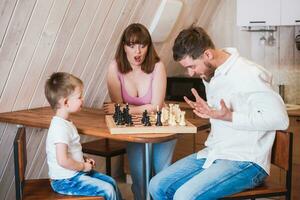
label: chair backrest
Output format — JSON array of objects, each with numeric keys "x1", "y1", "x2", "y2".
[
  {"x1": 271, "y1": 130, "x2": 293, "y2": 170},
  {"x1": 14, "y1": 127, "x2": 27, "y2": 200},
  {"x1": 271, "y1": 130, "x2": 293, "y2": 199}
]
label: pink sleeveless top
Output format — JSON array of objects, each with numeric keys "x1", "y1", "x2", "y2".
[{"x1": 118, "y1": 69, "x2": 155, "y2": 106}]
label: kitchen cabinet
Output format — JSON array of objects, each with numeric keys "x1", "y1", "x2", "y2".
[
  {"x1": 237, "y1": 0, "x2": 300, "y2": 26},
  {"x1": 236, "y1": 0, "x2": 280, "y2": 26},
  {"x1": 281, "y1": 0, "x2": 300, "y2": 25}
]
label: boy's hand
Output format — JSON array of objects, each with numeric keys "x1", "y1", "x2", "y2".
[
  {"x1": 82, "y1": 161, "x2": 93, "y2": 172},
  {"x1": 85, "y1": 158, "x2": 96, "y2": 167}
]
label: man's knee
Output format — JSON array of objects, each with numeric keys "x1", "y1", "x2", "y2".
[
  {"x1": 149, "y1": 176, "x2": 162, "y2": 199},
  {"x1": 101, "y1": 183, "x2": 116, "y2": 199}
]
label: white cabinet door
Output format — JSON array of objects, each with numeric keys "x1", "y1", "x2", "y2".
[
  {"x1": 281, "y1": 0, "x2": 300, "y2": 25},
  {"x1": 237, "y1": 0, "x2": 281, "y2": 26}
]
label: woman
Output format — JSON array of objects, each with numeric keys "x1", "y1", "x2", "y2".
[{"x1": 104, "y1": 23, "x2": 177, "y2": 200}]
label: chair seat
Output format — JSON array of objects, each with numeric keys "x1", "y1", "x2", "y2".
[
  {"x1": 221, "y1": 182, "x2": 287, "y2": 199},
  {"x1": 23, "y1": 179, "x2": 104, "y2": 199},
  {"x1": 82, "y1": 139, "x2": 126, "y2": 157}
]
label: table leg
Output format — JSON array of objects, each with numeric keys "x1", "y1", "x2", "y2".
[{"x1": 145, "y1": 143, "x2": 153, "y2": 200}]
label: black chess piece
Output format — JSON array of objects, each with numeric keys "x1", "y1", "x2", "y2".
[
  {"x1": 122, "y1": 107, "x2": 128, "y2": 124},
  {"x1": 116, "y1": 111, "x2": 123, "y2": 125},
  {"x1": 155, "y1": 110, "x2": 162, "y2": 126},
  {"x1": 144, "y1": 116, "x2": 151, "y2": 126},
  {"x1": 113, "y1": 104, "x2": 121, "y2": 122},
  {"x1": 141, "y1": 110, "x2": 148, "y2": 124},
  {"x1": 127, "y1": 114, "x2": 133, "y2": 126}
]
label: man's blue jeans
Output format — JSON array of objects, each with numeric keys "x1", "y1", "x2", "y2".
[
  {"x1": 149, "y1": 153, "x2": 267, "y2": 200},
  {"x1": 127, "y1": 139, "x2": 177, "y2": 200},
  {"x1": 51, "y1": 170, "x2": 122, "y2": 200}
]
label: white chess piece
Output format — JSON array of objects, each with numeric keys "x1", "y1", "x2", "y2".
[
  {"x1": 174, "y1": 104, "x2": 181, "y2": 123},
  {"x1": 170, "y1": 114, "x2": 177, "y2": 126},
  {"x1": 161, "y1": 107, "x2": 169, "y2": 123},
  {"x1": 179, "y1": 111, "x2": 186, "y2": 126}
]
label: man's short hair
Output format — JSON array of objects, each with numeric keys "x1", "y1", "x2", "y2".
[
  {"x1": 44, "y1": 72, "x2": 83, "y2": 110},
  {"x1": 173, "y1": 26, "x2": 215, "y2": 61}
]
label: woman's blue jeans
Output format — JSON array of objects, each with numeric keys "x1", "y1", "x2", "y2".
[
  {"x1": 51, "y1": 170, "x2": 122, "y2": 200},
  {"x1": 149, "y1": 153, "x2": 268, "y2": 200},
  {"x1": 127, "y1": 139, "x2": 177, "y2": 200}
]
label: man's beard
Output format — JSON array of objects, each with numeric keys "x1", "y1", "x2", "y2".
[{"x1": 202, "y1": 61, "x2": 215, "y2": 82}]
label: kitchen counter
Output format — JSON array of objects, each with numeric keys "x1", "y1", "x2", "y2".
[{"x1": 288, "y1": 109, "x2": 300, "y2": 117}]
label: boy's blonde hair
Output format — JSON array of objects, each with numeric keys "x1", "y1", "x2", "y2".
[{"x1": 45, "y1": 72, "x2": 83, "y2": 110}]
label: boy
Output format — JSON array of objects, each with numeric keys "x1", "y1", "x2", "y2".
[{"x1": 45, "y1": 72, "x2": 121, "y2": 200}]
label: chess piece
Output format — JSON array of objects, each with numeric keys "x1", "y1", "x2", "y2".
[
  {"x1": 179, "y1": 111, "x2": 186, "y2": 126},
  {"x1": 141, "y1": 110, "x2": 148, "y2": 124},
  {"x1": 161, "y1": 107, "x2": 168, "y2": 123},
  {"x1": 113, "y1": 104, "x2": 121, "y2": 122},
  {"x1": 169, "y1": 114, "x2": 176, "y2": 126},
  {"x1": 128, "y1": 114, "x2": 133, "y2": 126},
  {"x1": 116, "y1": 111, "x2": 123, "y2": 125},
  {"x1": 174, "y1": 104, "x2": 181, "y2": 123},
  {"x1": 144, "y1": 116, "x2": 151, "y2": 126},
  {"x1": 155, "y1": 110, "x2": 163, "y2": 126}
]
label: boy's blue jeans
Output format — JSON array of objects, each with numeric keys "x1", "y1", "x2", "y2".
[
  {"x1": 149, "y1": 153, "x2": 268, "y2": 200},
  {"x1": 127, "y1": 139, "x2": 177, "y2": 200},
  {"x1": 51, "y1": 170, "x2": 122, "y2": 200}
]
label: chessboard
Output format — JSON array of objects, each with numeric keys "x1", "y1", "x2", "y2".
[{"x1": 105, "y1": 114, "x2": 197, "y2": 134}]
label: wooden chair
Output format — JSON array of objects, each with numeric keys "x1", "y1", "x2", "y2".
[
  {"x1": 221, "y1": 130, "x2": 293, "y2": 200},
  {"x1": 81, "y1": 139, "x2": 126, "y2": 176},
  {"x1": 14, "y1": 127, "x2": 104, "y2": 200}
]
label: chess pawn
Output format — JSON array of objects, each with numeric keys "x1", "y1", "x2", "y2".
[{"x1": 179, "y1": 111, "x2": 186, "y2": 126}]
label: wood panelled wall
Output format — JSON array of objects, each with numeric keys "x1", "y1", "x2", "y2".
[{"x1": 1, "y1": 0, "x2": 299, "y2": 199}]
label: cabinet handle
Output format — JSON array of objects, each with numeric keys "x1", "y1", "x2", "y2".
[
  {"x1": 295, "y1": 20, "x2": 300, "y2": 23},
  {"x1": 249, "y1": 21, "x2": 266, "y2": 24}
]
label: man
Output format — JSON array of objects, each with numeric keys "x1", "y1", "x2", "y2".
[{"x1": 149, "y1": 26, "x2": 289, "y2": 200}]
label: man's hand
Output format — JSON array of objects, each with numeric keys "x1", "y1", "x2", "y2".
[{"x1": 184, "y1": 88, "x2": 232, "y2": 121}]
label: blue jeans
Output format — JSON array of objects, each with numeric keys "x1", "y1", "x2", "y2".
[
  {"x1": 51, "y1": 170, "x2": 122, "y2": 200},
  {"x1": 149, "y1": 153, "x2": 268, "y2": 200},
  {"x1": 127, "y1": 139, "x2": 177, "y2": 200}
]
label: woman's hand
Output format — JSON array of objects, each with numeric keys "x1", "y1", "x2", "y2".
[{"x1": 103, "y1": 102, "x2": 116, "y2": 114}]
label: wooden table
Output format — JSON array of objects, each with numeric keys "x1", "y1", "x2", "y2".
[{"x1": 0, "y1": 106, "x2": 209, "y2": 200}]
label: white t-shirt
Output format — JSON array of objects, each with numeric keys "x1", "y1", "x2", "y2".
[
  {"x1": 197, "y1": 48, "x2": 289, "y2": 174},
  {"x1": 46, "y1": 116, "x2": 84, "y2": 179}
]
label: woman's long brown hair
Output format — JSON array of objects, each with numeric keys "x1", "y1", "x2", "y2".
[{"x1": 115, "y1": 23, "x2": 160, "y2": 74}]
